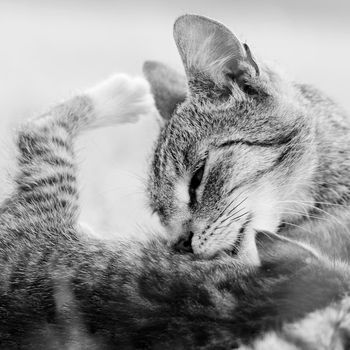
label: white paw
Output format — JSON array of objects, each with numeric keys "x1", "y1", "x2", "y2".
[
  {"x1": 86, "y1": 74, "x2": 155, "y2": 128},
  {"x1": 77, "y1": 221, "x2": 96, "y2": 237}
]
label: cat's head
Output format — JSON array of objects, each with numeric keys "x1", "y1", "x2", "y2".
[{"x1": 144, "y1": 15, "x2": 316, "y2": 263}]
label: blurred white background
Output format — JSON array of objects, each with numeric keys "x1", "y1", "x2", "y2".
[{"x1": 0, "y1": 0, "x2": 349, "y2": 238}]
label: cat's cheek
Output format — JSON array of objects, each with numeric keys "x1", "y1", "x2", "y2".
[
  {"x1": 251, "y1": 213, "x2": 281, "y2": 234},
  {"x1": 247, "y1": 182, "x2": 281, "y2": 234}
]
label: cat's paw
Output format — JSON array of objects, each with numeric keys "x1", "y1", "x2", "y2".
[{"x1": 86, "y1": 74, "x2": 155, "y2": 128}]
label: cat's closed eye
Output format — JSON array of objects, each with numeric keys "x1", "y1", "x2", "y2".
[{"x1": 189, "y1": 163, "x2": 206, "y2": 206}]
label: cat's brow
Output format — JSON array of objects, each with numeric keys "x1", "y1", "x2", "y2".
[
  {"x1": 216, "y1": 139, "x2": 278, "y2": 148},
  {"x1": 216, "y1": 130, "x2": 299, "y2": 149},
  {"x1": 216, "y1": 132, "x2": 297, "y2": 149}
]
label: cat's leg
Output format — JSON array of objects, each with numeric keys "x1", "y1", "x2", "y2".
[{"x1": 0, "y1": 74, "x2": 153, "y2": 235}]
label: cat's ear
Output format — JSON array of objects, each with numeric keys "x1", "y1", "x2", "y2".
[
  {"x1": 173, "y1": 15, "x2": 259, "y2": 90},
  {"x1": 143, "y1": 61, "x2": 187, "y2": 121},
  {"x1": 256, "y1": 231, "x2": 319, "y2": 264}
]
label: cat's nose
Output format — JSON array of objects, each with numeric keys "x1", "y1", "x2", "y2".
[{"x1": 174, "y1": 231, "x2": 194, "y2": 253}]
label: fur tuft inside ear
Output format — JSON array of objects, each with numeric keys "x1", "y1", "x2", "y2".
[
  {"x1": 143, "y1": 61, "x2": 187, "y2": 121},
  {"x1": 173, "y1": 15, "x2": 259, "y2": 89}
]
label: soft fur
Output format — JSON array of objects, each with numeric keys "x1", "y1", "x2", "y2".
[
  {"x1": 1, "y1": 14, "x2": 350, "y2": 350},
  {"x1": 0, "y1": 68, "x2": 349, "y2": 350}
]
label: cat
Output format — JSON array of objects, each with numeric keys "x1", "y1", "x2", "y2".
[
  {"x1": 0, "y1": 61, "x2": 349, "y2": 349},
  {"x1": 1, "y1": 13, "x2": 350, "y2": 350},
  {"x1": 143, "y1": 14, "x2": 350, "y2": 265}
]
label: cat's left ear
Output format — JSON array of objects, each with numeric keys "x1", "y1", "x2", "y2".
[
  {"x1": 173, "y1": 15, "x2": 259, "y2": 91},
  {"x1": 143, "y1": 61, "x2": 187, "y2": 121}
]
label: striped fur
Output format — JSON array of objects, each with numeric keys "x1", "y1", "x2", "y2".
[
  {"x1": 0, "y1": 69, "x2": 350, "y2": 349},
  {"x1": 1, "y1": 15, "x2": 350, "y2": 349}
]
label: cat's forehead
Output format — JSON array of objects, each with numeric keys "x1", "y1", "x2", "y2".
[
  {"x1": 169, "y1": 93, "x2": 305, "y2": 145},
  {"x1": 167, "y1": 98, "x2": 265, "y2": 142}
]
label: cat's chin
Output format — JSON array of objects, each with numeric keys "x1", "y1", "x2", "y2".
[
  {"x1": 219, "y1": 223, "x2": 261, "y2": 266},
  {"x1": 229, "y1": 219, "x2": 250, "y2": 255}
]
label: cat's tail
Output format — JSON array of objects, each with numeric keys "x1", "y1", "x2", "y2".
[{"x1": 1, "y1": 74, "x2": 153, "y2": 236}]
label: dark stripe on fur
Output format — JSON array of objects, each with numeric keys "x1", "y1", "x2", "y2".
[{"x1": 217, "y1": 130, "x2": 299, "y2": 149}]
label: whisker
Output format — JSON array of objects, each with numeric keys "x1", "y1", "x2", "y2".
[
  {"x1": 255, "y1": 230, "x2": 320, "y2": 258},
  {"x1": 225, "y1": 197, "x2": 248, "y2": 218},
  {"x1": 280, "y1": 211, "x2": 331, "y2": 223},
  {"x1": 230, "y1": 211, "x2": 249, "y2": 222},
  {"x1": 216, "y1": 211, "x2": 249, "y2": 230},
  {"x1": 203, "y1": 189, "x2": 248, "y2": 237},
  {"x1": 279, "y1": 199, "x2": 350, "y2": 209},
  {"x1": 278, "y1": 199, "x2": 349, "y2": 231},
  {"x1": 216, "y1": 207, "x2": 245, "y2": 227},
  {"x1": 213, "y1": 212, "x2": 249, "y2": 238},
  {"x1": 211, "y1": 190, "x2": 246, "y2": 227},
  {"x1": 280, "y1": 221, "x2": 315, "y2": 235},
  {"x1": 312, "y1": 201, "x2": 350, "y2": 208}
]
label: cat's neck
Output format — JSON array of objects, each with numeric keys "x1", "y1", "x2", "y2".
[{"x1": 299, "y1": 84, "x2": 350, "y2": 211}]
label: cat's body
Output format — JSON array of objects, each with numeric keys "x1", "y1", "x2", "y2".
[
  {"x1": 1, "y1": 14, "x2": 350, "y2": 350},
  {"x1": 0, "y1": 71, "x2": 348, "y2": 350}
]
